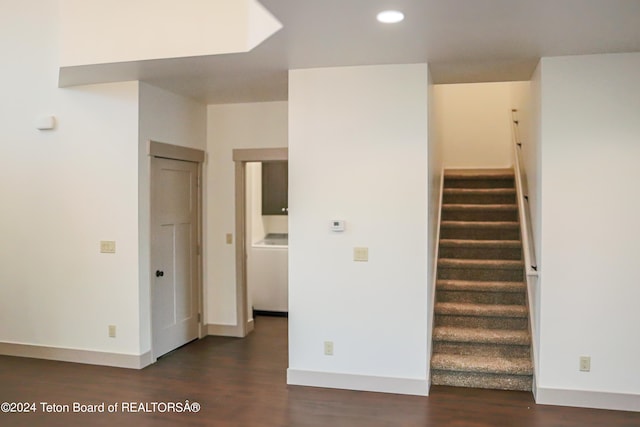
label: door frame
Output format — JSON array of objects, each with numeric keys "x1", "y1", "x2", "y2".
[
  {"x1": 149, "y1": 141, "x2": 205, "y2": 358},
  {"x1": 232, "y1": 148, "x2": 288, "y2": 337}
]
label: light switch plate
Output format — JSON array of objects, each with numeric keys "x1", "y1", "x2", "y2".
[
  {"x1": 354, "y1": 247, "x2": 368, "y2": 262},
  {"x1": 100, "y1": 241, "x2": 116, "y2": 254}
]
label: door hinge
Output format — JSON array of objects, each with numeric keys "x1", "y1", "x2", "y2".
[
  {"x1": 197, "y1": 313, "x2": 201, "y2": 323},
  {"x1": 197, "y1": 244, "x2": 201, "y2": 256}
]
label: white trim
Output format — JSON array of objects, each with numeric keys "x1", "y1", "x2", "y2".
[
  {"x1": 287, "y1": 369, "x2": 428, "y2": 396},
  {"x1": 206, "y1": 320, "x2": 254, "y2": 338},
  {"x1": 0, "y1": 342, "x2": 153, "y2": 369},
  {"x1": 232, "y1": 147, "x2": 289, "y2": 162},
  {"x1": 206, "y1": 323, "x2": 245, "y2": 337},
  {"x1": 148, "y1": 140, "x2": 205, "y2": 163},
  {"x1": 536, "y1": 386, "x2": 640, "y2": 412},
  {"x1": 206, "y1": 323, "x2": 244, "y2": 337}
]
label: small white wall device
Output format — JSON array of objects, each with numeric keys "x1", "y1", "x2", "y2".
[
  {"x1": 330, "y1": 220, "x2": 345, "y2": 232},
  {"x1": 35, "y1": 115, "x2": 56, "y2": 131}
]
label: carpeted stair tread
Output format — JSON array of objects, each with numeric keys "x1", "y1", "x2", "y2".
[
  {"x1": 442, "y1": 203, "x2": 518, "y2": 211},
  {"x1": 431, "y1": 371, "x2": 532, "y2": 391},
  {"x1": 439, "y1": 259, "x2": 524, "y2": 270},
  {"x1": 444, "y1": 169, "x2": 515, "y2": 179},
  {"x1": 435, "y1": 302, "x2": 527, "y2": 318},
  {"x1": 440, "y1": 222, "x2": 521, "y2": 241},
  {"x1": 433, "y1": 326, "x2": 530, "y2": 345},
  {"x1": 441, "y1": 220, "x2": 519, "y2": 229},
  {"x1": 444, "y1": 188, "x2": 516, "y2": 195},
  {"x1": 435, "y1": 314, "x2": 527, "y2": 330},
  {"x1": 441, "y1": 204, "x2": 519, "y2": 221},
  {"x1": 439, "y1": 239, "x2": 521, "y2": 248},
  {"x1": 431, "y1": 354, "x2": 533, "y2": 375},
  {"x1": 433, "y1": 341, "x2": 531, "y2": 358},
  {"x1": 437, "y1": 279, "x2": 525, "y2": 293},
  {"x1": 444, "y1": 170, "x2": 515, "y2": 189},
  {"x1": 443, "y1": 188, "x2": 517, "y2": 205},
  {"x1": 439, "y1": 239, "x2": 523, "y2": 261}
]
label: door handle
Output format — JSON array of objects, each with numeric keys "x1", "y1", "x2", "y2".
[{"x1": 155, "y1": 270, "x2": 164, "y2": 277}]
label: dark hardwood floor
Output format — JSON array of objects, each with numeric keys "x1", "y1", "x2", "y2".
[{"x1": 1, "y1": 316, "x2": 639, "y2": 426}]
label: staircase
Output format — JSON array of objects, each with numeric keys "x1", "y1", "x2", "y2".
[{"x1": 431, "y1": 169, "x2": 533, "y2": 391}]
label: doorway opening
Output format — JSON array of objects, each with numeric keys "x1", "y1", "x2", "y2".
[
  {"x1": 232, "y1": 148, "x2": 288, "y2": 336},
  {"x1": 245, "y1": 161, "x2": 289, "y2": 320}
]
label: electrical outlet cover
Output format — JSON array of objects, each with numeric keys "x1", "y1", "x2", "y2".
[
  {"x1": 324, "y1": 341, "x2": 334, "y2": 356},
  {"x1": 579, "y1": 356, "x2": 591, "y2": 372}
]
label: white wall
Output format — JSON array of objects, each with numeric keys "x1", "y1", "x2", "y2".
[
  {"x1": 247, "y1": 163, "x2": 266, "y2": 244},
  {"x1": 287, "y1": 64, "x2": 429, "y2": 395},
  {"x1": 138, "y1": 82, "x2": 207, "y2": 353},
  {"x1": 206, "y1": 102, "x2": 288, "y2": 326},
  {"x1": 509, "y1": 77, "x2": 542, "y2": 392},
  {"x1": 510, "y1": 79, "x2": 541, "y2": 265},
  {"x1": 537, "y1": 53, "x2": 640, "y2": 411},
  {"x1": 437, "y1": 82, "x2": 514, "y2": 169},
  {"x1": 426, "y1": 68, "x2": 444, "y2": 385},
  {"x1": 0, "y1": 3, "x2": 207, "y2": 364},
  {"x1": 0, "y1": 1, "x2": 141, "y2": 357},
  {"x1": 511, "y1": 75, "x2": 540, "y2": 382},
  {"x1": 59, "y1": 0, "x2": 281, "y2": 66}
]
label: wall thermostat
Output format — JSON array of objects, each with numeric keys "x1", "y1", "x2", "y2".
[
  {"x1": 330, "y1": 220, "x2": 345, "y2": 232},
  {"x1": 35, "y1": 115, "x2": 56, "y2": 131}
]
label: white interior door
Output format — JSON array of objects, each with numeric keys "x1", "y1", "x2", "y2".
[{"x1": 151, "y1": 157, "x2": 199, "y2": 358}]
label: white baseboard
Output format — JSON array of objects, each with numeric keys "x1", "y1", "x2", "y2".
[
  {"x1": 206, "y1": 323, "x2": 242, "y2": 337},
  {"x1": 287, "y1": 369, "x2": 428, "y2": 396},
  {"x1": 536, "y1": 386, "x2": 640, "y2": 412},
  {"x1": 0, "y1": 342, "x2": 153, "y2": 369},
  {"x1": 207, "y1": 319, "x2": 254, "y2": 338}
]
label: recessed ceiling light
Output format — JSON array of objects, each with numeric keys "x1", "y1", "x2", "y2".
[{"x1": 377, "y1": 10, "x2": 404, "y2": 24}]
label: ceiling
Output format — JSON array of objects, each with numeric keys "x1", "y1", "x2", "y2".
[{"x1": 60, "y1": 0, "x2": 640, "y2": 104}]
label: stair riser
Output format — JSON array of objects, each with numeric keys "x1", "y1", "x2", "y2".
[
  {"x1": 443, "y1": 193, "x2": 516, "y2": 204},
  {"x1": 435, "y1": 314, "x2": 528, "y2": 330},
  {"x1": 444, "y1": 178, "x2": 515, "y2": 189},
  {"x1": 433, "y1": 341, "x2": 531, "y2": 358},
  {"x1": 439, "y1": 246, "x2": 522, "y2": 260},
  {"x1": 431, "y1": 371, "x2": 532, "y2": 391},
  {"x1": 437, "y1": 290, "x2": 526, "y2": 305},
  {"x1": 440, "y1": 227, "x2": 521, "y2": 240},
  {"x1": 438, "y1": 267, "x2": 524, "y2": 282},
  {"x1": 442, "y1": 209, "x2": 518, "y2": 222}
]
